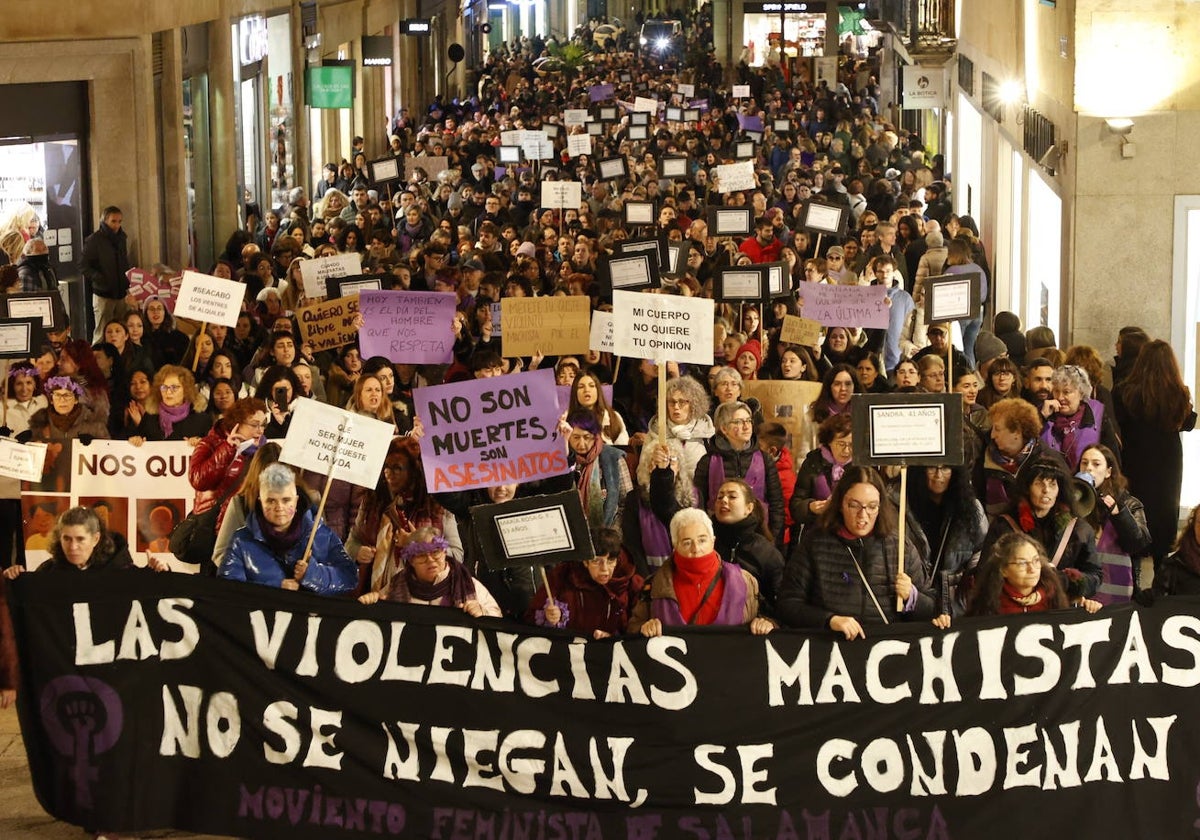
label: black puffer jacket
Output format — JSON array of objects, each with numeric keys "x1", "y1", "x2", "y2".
[{"x1": 713, "y1": 516, "x2": 784, "y2": 615}]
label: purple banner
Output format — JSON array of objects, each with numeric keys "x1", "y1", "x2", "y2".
[
  {"x1": 796, "y1": 281, "x2": 891, "y2": 329},
  {"x1": 359, "y1": 290, "x2": 456, "y2": 364},
  {"x1": 414, "y1": 368, "x2": 570, "y2": 492},
  {"x1": 737, "y1": 113, "x2": 764, "y2": 132},
  {"x1": 589, "y1": 83, "x2": 615, "y2": 102}
]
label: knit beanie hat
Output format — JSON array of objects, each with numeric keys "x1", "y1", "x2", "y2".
[{"x1": 973, "y1": 331, "x2": 1007, "y2": 367}]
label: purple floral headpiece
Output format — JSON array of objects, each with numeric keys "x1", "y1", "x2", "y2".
[
  {"x1": 400, "y1": 534, "x2": 451, "y2": 563},
  {"x1": 44, "y1": 376, "x2": 84, "y2": 398}
]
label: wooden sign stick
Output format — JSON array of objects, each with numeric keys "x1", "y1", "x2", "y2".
[
  {"x1": 300, "y1": 426, "x2": 344, "y2": 565},
  {"x1": 657, "y1": 354, "x2": 667, "y2": 445},
  {"x1": 896, "y1": 464, "x2": 908, "y2": 613},
  {"x1": 191, "y1": 322, "x2": 207, "y2": 373}
]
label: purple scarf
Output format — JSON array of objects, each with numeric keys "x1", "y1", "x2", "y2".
[
  {"x1": 813, "y1": 446, "x2": 846, "y2": 500},
  {"x1": 158, "y1": 402, "x2": 192, "y2": 438},
  {"x1": 388, "y1": 556, "x2": 477, "y2": 607},
  {"x1": 651, "y1": 561, "x2": 749, "y2": 626},
  {"x1": 255, "y1": 507, "x2": 306, "y2": 559}
]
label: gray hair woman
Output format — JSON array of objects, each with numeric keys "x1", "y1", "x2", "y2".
[
  {"x1": 627, "y1": 509, "x2": 775, "y2": 637},
  {"x1": 219, "y1": 463, "x2": 357, "y2": 595},
  {"x1": 694, "y1": 400, "x2": 786, "y2": 540},
  {"x1": 1040, "y1": 364, "x2": 1121, "y2": 469},
  {"x1": 711, "y1": 367, "x2": 743, "y2": 408},
  {"x1": 642, "y1": 374, "x2": 715, "y2": 497}
]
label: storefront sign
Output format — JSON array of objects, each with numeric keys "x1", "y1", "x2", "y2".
[
  {"x1": 307, "y1": 66, "x2": 353, "y2": 109},
  {"x1": 11, "y1": 576, "x2": 1200, "y2": 840},
  {"x1": 744, "y1": 1, "x2": 828, "y2": 10},
  {"x1": 361, "y1": 36, "x2": 393, "y2": 66},
  {"x1": 238, "y1": 15, "x2": 268, "y2": 66},
  {"x1": 903, "y1": 65, "x2": 946, "y2": 109},
  {"x1": 401, "y1": 19, "x2": 432, "y2": 35}
]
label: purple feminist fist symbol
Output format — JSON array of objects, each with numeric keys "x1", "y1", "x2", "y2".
[{"x1": 39, "y1": 676, "x2": 124, "y2": 811}]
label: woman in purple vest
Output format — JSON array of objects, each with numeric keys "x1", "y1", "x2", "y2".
[
  {"x1": 790, "y1": 413, "x2": 855, "y2": 537},
  {"x1": 627, "y1": 508, "x2": 777, "y2": 637},
  {"x1": 1039, "y1": 365, "x2": 1121, "y2": 471},
  {"x1": 693, "y1": 400, "x2": 785, "y2": 543}
]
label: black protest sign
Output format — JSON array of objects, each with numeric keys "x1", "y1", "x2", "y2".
[
  {"x1": 925, "y1": 270, "x2": 983, "y2": 323},
  {"x1": 10, "y1": 570, "x2": 1200, "y2": 839},
  {"x1": 851, "y1": 392, "x2": 965, "y2": 467},
  {"x1": 0, "y1": 317, "x2": 41, "y2": 358},
  {"x1": 470, "y1": 490, "x2": 593, "y2": 570},
  {"x1": 798, "y1": 199, "x2": 850, "y2": 236}
]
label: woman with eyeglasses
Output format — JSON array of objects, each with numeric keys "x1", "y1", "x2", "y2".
[
  {"x1": 219, "y1": 463, "x2": 356, "y2": 595},
  {"x1": 127, "y1": 365, "x2": 212, "y2": 446},
  {"x1": 694, "y1": 400, "x2": 785, "y2": 543},
  {"x1": 779, "y1": 467, "x2": 936, "y2": 638},
  {"x1": 525, "y1": 526, "x2": 643, "y2": 638},
  {"x1": 628, "y1": 508, "x2": 777, "y2": 638},
  {"x1": 963, "y1": 532, "x2": 1068, "y2": 616},
  {"x1": 358, "y1": 526, "x2": 501, "y2": 616},
  {"x1": 25, "y1": 377, "x2": 111, "y2": 492},
  {"x1": 790, "y1": 413, "x2": 856, "y2": 535},
  {"x1": 188, "y1": 397, "x2": 269, "y2": 522}
]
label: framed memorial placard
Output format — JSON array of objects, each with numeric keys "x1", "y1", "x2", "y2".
[
  {"x1": 850, "y1": 393, "x2": 964, "y2": 467},
  {"x1": 628, "y1": 125, "x2": 649, "y2": 141},
  {"x1": 798, "y1": 200, "x2": 850, "y2": 236},
  {"x1": 596, "y1": 105, "x2": 618, "y2": 122},
  {"x1": 630, "y1": 112, "x2": 650, "y2": 127},
  {"x1": 601, "y1": 253, "x2": 658, "y2": 292},
  {"x1": 327, "y1": 275, "x2": 382, "y2": 299},
  {"x1": 586, "y1": 121, "x2": 604, "y2": 137},
  {"x1": 368, "y1": 157, "x2": 401, "y2": 185},
  {"x1": 665, "y1": 106, "x2": 683, "y2": 122},
  {"x1": 623, "y1": 201, "x2": 656, "y2": 226},
  {"x1": 660, "y1": 156, "x2": 689, "y2": 179},
  {"x1": 471, "y1": 490, "x2": 594, "y2": 570},
  {"x1": 617, "y1": 236, "x2": 665, "y2": 268},
  {"x1": 498, "y1": 146, "x2": 522, "y2": 164},
  {"x1": 925, "y1": 270, "x2": 983, "y2": 323},
  {"x1": 706, "y1": 206, "x2": 753, "y2": 237},
  {"x1": 664, "y1": 240, "x2": 691, "y2": 278},
  {"x1": 716, "y1": 266, "x2": 766, "y2": 302},
  {"x1": 735, "y1": 141, "x2": 756, "y2": 159},
  {"x1": 764, "y1": 260, "x2": 790, "y2": 299},
  {"x1": 598, "y1": 156, "x2": 628, "y2": 181},
  {"x1": 0, "y1": 317, "x2": 38, "y2": 358},
  {"x1": 773, "y1": 118, "x2": 792, "y2": 133},
  {"x1": 683, "y1": 108, "x2": 700, "y2": 121},
  {"x1": 744, "y1": 130, "x2": 764, "y2": 145},
  {"x1": 3, "y1": 292, "x2": 63, "y2": 331}
]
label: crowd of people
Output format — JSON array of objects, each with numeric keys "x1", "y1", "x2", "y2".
[{"x1": 2, "y1": 20, "x2": 1198, "y2": 739}]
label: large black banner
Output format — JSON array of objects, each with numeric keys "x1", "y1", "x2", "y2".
[{"x1": 10, "y1": 571, "x2": 1200, "y2": 839}]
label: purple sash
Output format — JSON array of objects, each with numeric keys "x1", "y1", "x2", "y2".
[
  {"x1": 650, "y1": 562, "x2": 749, "y2": 626},
  {"x1": 707, "y1": 449, "x2": 768, "y2": 521},
  {"x1": 638, "y1": 502, "x2": 673, "y2": 569},
  {"x1": 1094, "y1": 518, "x2": 1135, "y2": 605}
]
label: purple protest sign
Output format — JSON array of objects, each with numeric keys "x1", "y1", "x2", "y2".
[
  {"x1": 796, "y1": 281, "x2": 890, "y2": 329},
  {"x1": 737, "y1": 113, "x2": 764, "y2": 132},
  {"x1": 589, "y1": 83, "x2": 615, "y2": 102},
  {"x1": 415, "y1": 368, "x2": 570, "y2": 493},
  {"x1": 359, "y1": 290, "x2": 456, "y2": 364}
]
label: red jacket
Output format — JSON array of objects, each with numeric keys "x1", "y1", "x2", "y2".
[
  {"x1": 738, "y1": 235, "x2": 783, "y2": 264},
  {"x1": 188, "y1": 423, "x2": 252, "y2": 515},
  {"x1": 775, "y1": 446, "x2": 797, "y2": 545}
]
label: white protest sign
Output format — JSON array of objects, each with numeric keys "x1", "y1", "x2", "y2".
[
  {"x1": 0, "y1": 439, "x2": 46, "y2": 482},
  {"x1": 676, "y1": 83, "x2": 695, "y2": 98},
  {"x1": 299, "y1": 253, "x2": 362, "y2": 299},
  {"x1": 634, "y1": 96, "x2": 659, "y2": 114},
  {"x1": 567, "y1": 133, "x2": 593, "y2": 158},
  {"x1": 564, "y1": 109, "x2": 589, "y2": 127},
  {"x1": 542, "y1": 181, "x2": 583, "y2": 210},
  {"x1": 500, "y1": 130, "x2": 524, "y2": 145},
  {"x1": 278, "y1": 398, "x2": 396, "y2": 489},
  {"x1": 522, "y1": 135, "x2": 555, "y2": 160},
  {"x1": 589, "y1": 311, "x2": 614, "y2": 353},
  {"x1": 612, "y1": 290, "x2": 714, "y2": 366},
  {"x1": 175, "y1": 271, "x2": 245, "y2": 327},
  {"x1": 714, "y1": 161, "x2": 756, "y2": 193},
  {"x1": 732, "y1": 85, "x2": 750, "y2": 99}
]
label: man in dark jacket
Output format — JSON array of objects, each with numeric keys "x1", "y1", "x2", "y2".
[
  {"x1": 79, "y1": 206, "x2": 131, "y2": 343},
  {"x1": 16, "y1": 238, "x2": 57, "y2": 292}
]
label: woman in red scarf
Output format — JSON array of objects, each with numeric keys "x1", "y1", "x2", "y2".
[
  {"x1": 965, "y1": 532, "x2": 1069, "y2": 616},
  {"x1": 627, "y1": 509, "x2": 776, "y2": 637}
]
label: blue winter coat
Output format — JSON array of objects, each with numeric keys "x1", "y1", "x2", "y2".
[{"x1": 219, "y1": 508, "x2": 357, "y2": 596}]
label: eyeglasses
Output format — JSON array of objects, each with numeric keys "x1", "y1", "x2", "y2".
[
  {"x1": 242, "y1": 419, "x2": 267, "y2": 429},
  {"x1": 845, "y1": 501, "x2": 880, "y2": 515},
  {"x1": 830, "y1": 439, "x2": 853, "y2": 451},
  {"x1": 1006, "y1": 560, "x2": 1039, "y2": 571},
  {"x1": 160, "y1": 384, "x2": 182, "y2": 392},
  {"x1": 726, "y1": 417, "x2": 753, "y2": 427},
  {"x1": 410, "y1": 551, "x2": 446, "y2": 565},
  {"x1": 586, "y1": 557, "x2": 618, "y2": 567},
  {"x1": 667, "y1": 399, "x2": 690, "y2": 408}
]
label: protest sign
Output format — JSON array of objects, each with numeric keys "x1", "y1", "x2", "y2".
[
  {"x1": 497, "y1": 146, "x2": 521, "y2": 164},
  {"x1": 612, "y1": 290, "x2": 714, "y2": 365},
  {"x1": 541, "y1": 180, "x2": 583, "y2": 209},
  {"x1": 714, "y1": 161, "x2": 755, "y2": 193},
  {"x1": 564, "y1": 108, "x2": 589, "y2": 127},
  {"x1": 677, "y1": 82, "x2": 695, "y2": 97},
  {"x1": 566, "y1": 133, "x2": 592, "y2": 158},
  {"x1": 326, "y1": 275, "x2": 382, "y2": 299},
  {"x1": 796, "y1": 281, "x2": 890, "y2": 329},
  {"x1": 926, "y1": 270, "x2": 983, "y2": 323},
  {"x1": 798, "y1": 200, "x2": 850, "y2": 236},
  {"x1": 851, "y1": 392, "x2": 964, "y2": 466},
  {"x1": 521, "y1": 135, "x2": 554, "y2": 161},
  {"x1": 13, "y1": 572, "x2": 1200, "y2": 840},
  {"x1": 296, "y1": 295, "x2": 360, "y2": 353},
  {"x1": 174, "y1": 271, "x2": 244, "y2": 327},
  {"x1": 405, "y1": 156, "x2": 448, "y2": 179},
  {"x1": 597, "y1": 157, "x2": 627, "y2": 180},
  {"x1": 628, "y1": 125, "x2": 649, "y2": 141},
  {"x1": 21, "y1": 440, "x2": 196, "y2": 570},
  {"x1": 630, "y1": 111, "x2": 650, "y2": 127},
  {"x1": 414, "y1": 368, "x2": 568, "y2": 492},
  {"x1": 3, "y1": 291, "x2": 64, "y2": 330},
  {"x1": 707, "y1": 207, "x2": 753, "y2": 236},
  {"x1": 589, "y1": 310, "x2": 614, "y2": 353},
  {"x1": 126, "y1": 267, "x2": 181, "y2": 306},
  {"x1": 660, "y1": 156, "x2": 689, "y2": 178},
  {"x1": 741, "y1": 379, "x2": 823, "y2": 448},
  {"x1": 633, "y1": 96, "x2": 658, "y2": 113},
  {"x1": 732, "y1": 83, "x2": 750, "y2": 98},
  {"x1": 0, "y1": 438, "x2": 46, "y2": 482},
  {"x1": 500, "y1": 130, "x2": 524, "y2": 146},
  {"x1": 588, "y1": 82, "x2": 614, "y2": 101},
  {"x1": 500, "y1": 296, "x2": 591, "y2": 357},
  {"x1": 779, "y1": 314, "x2": 823, "y2": 347},
  {"x1": 358, "y1": 290, "x2": 456, "y2": 364},
  {"x1": 600, "y1": 253, "x2": 657, "y2": 292},
  {"x1": 368, "y1": 157, "x2": 401, "y2": 185},
  {"x1": 299, "y1": 253, "x2": 362, "y2": 299},
  {"x1": 490, "y1": 301, "x2": 502, "y2": 336},
  {"x1": 0, "y1": 317, "x2": 39, "y2": 358},
  {"x1": 737, "y1": 113, "x2": 764, "y2": 132},
  {"x1": 716, "y1": 266, "x2": 765, "y2": 301},
  {"x1": 471, "y1": 490, "x2": 593, "y2": 570},
  {"x1": 279, "y1": 397, "x2": 395, "y2": 488}
]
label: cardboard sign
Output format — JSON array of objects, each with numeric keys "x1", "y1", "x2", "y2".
[
  {"x1": 279, "y1": 397, "x2": 396, "y2": 489},
  {"x1": 299, "y1": 253, "x2": 363, "y2": 299},
  {"x1": 358, "y1": 290, "x2": 456, "y2": 364},
  {"x1": 612, "y1": 290, "x2": 714, "y2": 365},
  {"x1": 741, "y1": 379, "x2": 823, "y2": 449},
  {"x1": 589, "y1": 310, "x2": 614, "y2": 353},
  {"x1": 295, "y1": 294, "x2": 360, "y2": 353},
  {"x1": 174, "y1": 270, "x2": 244, "y2": 327},
  {"x1": 0, "y1": 438, "x2": 47, "y2": 482},
  {"x1": 542, "y1": 180, "x2": 583, "y2": 209},
  {"x1": 470, "y1": 490, "x2": 594, "y2": 570},
  {"x1": 850, "y1": 392, "x2": 965, "y2": 466},
  {"x1": 779, "y1": 315, "x2": 823, "y2": 347},
  {"x1": 414, "y1": 368, "x2": 570, "y2": 493},
  {"x1": 926, "y1": 270, "x2": 983, "y2": 322},
  {"x1": 21, "y1": 440, "x2": 197, "y2": 571},
  {"x1": 500, "y1": 296, "x2": 592, "y2": 357},
  {"x1": 714, "y1": 161, "x2": 755, "y2": 193},
  {"x1": 796, "y1": 281, "x2": 890, "y2": 329},
  {"x1": 405, "y1": 156, "x2": 448, "y2": 179},
  {"x1": 126, "y1": 267, "x2": 182, "y2": 306},
  {"x1": 566, "y1": 134, "x2": 593, "y2": 158}
]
